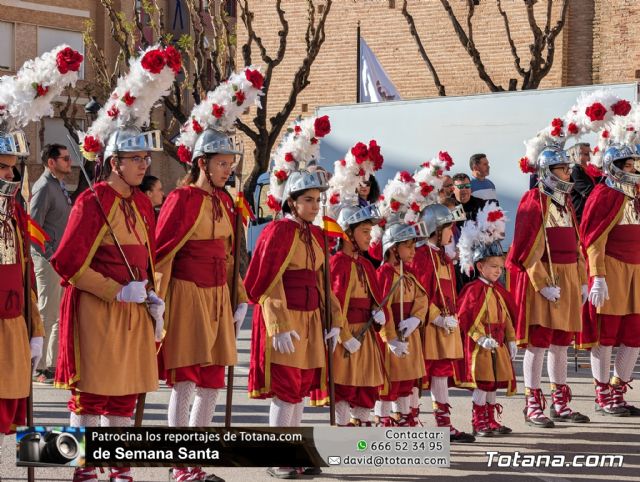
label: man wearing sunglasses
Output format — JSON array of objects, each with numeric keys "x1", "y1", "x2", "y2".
[
  {"x1": 452, "y1": 173, "x2": 486, "y2": 225},
  {"x1": 29, "y1": 143, "x2": 74, "y2": 384}
]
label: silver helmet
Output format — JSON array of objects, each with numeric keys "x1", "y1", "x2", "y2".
[
  {"x1": 472, "y1": 240, "x2": 504, "y2": 265},
  {"x1": 449, "y1": 204, "x2": 466, "y2": 224},
  {"x1": 602, "y1": 143, "x2": 640, "y2": 190},
  {"x1": 537, "y1": 144, "x2": 574, "y2": 198},
  {"x1": 0, "y1": 129, "x2": 29, "y2": 158},
  {"x1": 103, "y1": 125, "x2": 163, "y2": 160},
  {"x1": 192, "y1": 128, "x2": 241, "y2": 161},
  {"x1": 0, "y1": 129, "x2": 27, "y2": 198},
  {"x1": 421, "y1": 203, "x2": 455, "y2": 237},
  {"x1": 381, "y1": 221, "x2": 429, "y2": 259},
  {"x1": 282, "y1": 169, "x2": 329, "y2": 203},
  {"x1": 336, "y1": 203, "x2": 381, "y2": 231}
]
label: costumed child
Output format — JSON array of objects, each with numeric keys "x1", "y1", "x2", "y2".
[
  {"x1": 244, "y1": 115, "x2": 347, "y2": 480},
  {"x1": 456, "y1": 202, "x2": 518, "y2": 437},
  {"x1": 156, "y1": 67, "x2": 263, "y2": 482},
  {"x1": 370, "y1": 172, "x2": 428, "y2": 427},
  {"x1": 320, "y1": 139, "x2": 387, "y2": 426}
]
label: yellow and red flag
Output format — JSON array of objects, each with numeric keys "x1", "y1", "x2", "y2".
[
  {"x1": 236, "y1": 192, "x2": 256, "y2": 226},
  {"x1": 28, "y1": 217, "x2": 50, "y2": 252},
  {"x1": 323, "y1": 215, "x2": 348, "y2": 241}
]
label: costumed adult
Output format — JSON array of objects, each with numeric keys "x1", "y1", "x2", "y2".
[
  {"x1": 244, "y1": 115, "x2": 346, "y2": 480},
  {"x1": 0, "y1": 43, "x2": 82, "y2": 457},
  {"x1": 507, "y1": 107, "x2": 605, "y2": 428},
  {"x1": 52, "y1": 44, "x2": 181, "y2": 482},
  {"x1": 579, "y1": 95, "x2": 640, "y2": 417}
]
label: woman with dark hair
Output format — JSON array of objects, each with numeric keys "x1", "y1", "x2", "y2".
[
  {"x1": 357, "y1": 174, "x2": 380, "y2": 206},
  {"x1": 140, "y1": 175, "x2": 164, "y2": 210}
]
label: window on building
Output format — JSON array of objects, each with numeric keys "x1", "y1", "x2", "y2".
[
  {"x1": 0, "y1": 22, "x2": 14, "y2": 71},
  {"x1": 38, "y1": 27, "x2": 85, "y2": 79}
]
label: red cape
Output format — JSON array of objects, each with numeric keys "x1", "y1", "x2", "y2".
[
  {"x1": 406, "y1": 244, "x2": 455, "y2": 313},
  {"x1": 456, "y1": 279, "x2": 517, "y2": 393},
  {"x1": 505, "y1": 189, "x2": 548, "y2": 345},
  {"x1": 244, "y1": 218, "x2": 324, "y2": 303},
  {"x1": 51, "y1": 182, "x2": 156, "y2": 389},
  {"x1": 156, "y1": 186, "x2": 236, "y2": 263},
  {"x1": 245, "y1": 218, "x2": 325, "y2": 399},
  {"x1": 579, "y1": 183, "x2": 626, "y2": 251},
  {"x1": 577, "y1": 183, "x2": 626, "y2": 348}
]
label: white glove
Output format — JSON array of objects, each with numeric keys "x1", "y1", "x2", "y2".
[
  {"x1": 431, "y1": 315, "x2": 447, "y2": 329},
  {"x1": 146, "y1": 290, "x2": 165, "y2": 342},
  {"x1": 589, "y1": 276, "x2": 609, "y2": 308},
  {"x1": 233, "y1": 302, "x2": 248, "y2": 338},
  {"x1": 397, "y1": 316, "x2": 421, "y2": 338},
  {"x1": 539, "y1": 285, "x2": 561, "y2": 302},
  {"x1": 372, "y1": 309, "x2": 386, "y2": 326},
  {"x1": 342, "y1": 337, "x2": 361, "y2": 354},
  {"x1": 272, "y1": 330, "x2": 300, "y2": 354},
  {"x1": 116, "y1": 281, "x2": 147, "y2": 303},
  {"x1": 508, "y1": 341, "x2": 517, "y2": 361},
  {"x1": 581, "y1": 284, "x2": 588, "y2": 305},
  {"x1": 388, "y1": 338, "x2": 409, "y2": 357},
  {"x1": 30, "y1": 337, "x2": 43, "y2": 370},
  {"x1": 477, "y1": 336, "x2": 499, "y2": 350},
  {"x1": 324, "y1": 327, "x2": 341, "y2": 353},
  {"x1": 444, "y1": 315, "x2": 458, "y2": 330}
]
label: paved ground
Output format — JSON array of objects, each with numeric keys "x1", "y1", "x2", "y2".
[{"x1": 2, "y1": 309, "x2": 639, "y2": 481}]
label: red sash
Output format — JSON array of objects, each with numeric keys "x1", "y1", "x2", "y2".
[
  {"x1": 0, "y1": 263, "x2": 23, "y2": 318},
  {"x1": 391, "y1": 301, "x2": 413, "y2": 325},
  {"x1": 282, "y1": 269, "x2": 319, "y2": 311},
  {"x1": 346, "y1": 297, "x2": 371, "y2": 324},
  {"x1": 89, "y1": 245, "x2": 149, "y2": 284},
  {"x1": 606, "y1": 224, "x2": 640, "y2": 264},
  {"x1": 173, "y1": 239, "x2": 227, "y2": 288},
  {"x1": 541, "y1": 227, "x2": 578, "y2": 264}
]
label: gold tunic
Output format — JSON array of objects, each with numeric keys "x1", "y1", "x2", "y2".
[
  {"x1": 525, "y1": 200, "x2": 586, "y2": 332},
  {"x1": 379, "y1": 269, "x2": 427, "y2": 382},
  {"x1": 464, "y1": 284, "x2": 516, "y2": 393},
  {"x1": 71, "y1": 199, "x2": 157, "y2": 396},
  {"x1": 424, "y1": 251, "x2": 464, "y2": 361},
  {"x1": 260, "y1": 225, "x2": 345, "y2": 370},
  {"x1": 156, "y1": 195, "x2": 247, "y2": 370},
  {"x1": 332, "y1": 261, "x2": 384, "y2": 387},
  {"x1": 0, "y1": 221, "x2": 45, "y2": 399},
  {"x1": 587, "y1": 197, "x2": 640, "y2": 315}
]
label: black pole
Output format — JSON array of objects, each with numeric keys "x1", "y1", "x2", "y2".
[{"x1": 356, "y1": 20, "x2": 361, "y2": 103}]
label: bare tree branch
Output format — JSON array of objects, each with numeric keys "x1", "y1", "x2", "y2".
[
  {"x1": 440, "y1": 0, "x2": 504, "y2": 92},
  {"x1": 401, "y1": 0, "x2": 445, "y2": 96},
  {"x1": 496, "y1": 0, "x2": 526, "y2": 81}
]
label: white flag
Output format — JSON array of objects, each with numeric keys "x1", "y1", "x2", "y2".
[{"x1": 359, "y1": 37, "x2": 401, "y2": 103}]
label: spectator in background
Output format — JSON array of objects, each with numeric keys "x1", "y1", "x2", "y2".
[
  {"x1": 567, "y1": 142, "x2": 601, "y2": 224},
  {"x1": 453, "y1": 173, "x2": 486, "y2": 225},
  {"x1": 469, "y1": 153, "x2": 499, "y2": 203},
  {"x1": 30, "y1": 143, "x2": 73, "y2": 384},
  {"x1": 439, "y1": 175, "x2": 455, "y2": 203},
  {"x1": 141, "y1": 175, "x2": 164, "y2": 216},
  {"x1": 357, "y1": 174, "x2": 381, "y2": 206}
]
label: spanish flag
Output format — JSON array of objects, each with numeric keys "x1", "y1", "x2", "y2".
[
  {"x1": 236, "y1": 192, "x2": 256, "y2": 226},
  {"x1": 323, "y1": 215, "x2": 348, "y2": 241},
  {"x1": 28, "y1": 217, "x2": 50, "y2": 252}
]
